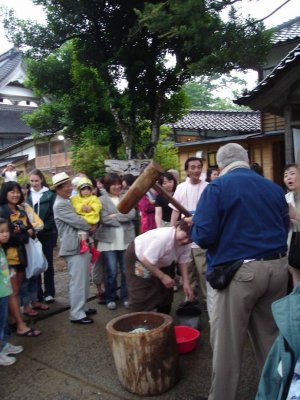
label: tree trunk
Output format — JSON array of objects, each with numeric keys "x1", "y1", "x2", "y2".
[
  {"x1": 149, "y1": 91, "x2": 163, "y2": 157},
  {"x1": 106, "y1": 88, "x2": 133, "y2": 160}
]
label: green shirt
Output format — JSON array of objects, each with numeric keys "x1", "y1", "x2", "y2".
[{"x1": 0, "y1": 247, "x2": 12, "y2": 298}]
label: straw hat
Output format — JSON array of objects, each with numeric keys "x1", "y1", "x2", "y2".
[{"x1": 50, "y1": 172, "x2": 71, "y2": 190}]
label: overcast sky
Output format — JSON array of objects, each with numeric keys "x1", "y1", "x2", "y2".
[
  {"x1": 0, "y1": 0, "x2": 298, "y2": 53},
  {"x1": 0, "y1": 0, "x2": 298, "y2": 92}
]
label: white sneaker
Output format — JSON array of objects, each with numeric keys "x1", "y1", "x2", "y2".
[
  {"x1": 0, "y1": 354, "x2": 16, "y2": 366},
  {"x1": 123, "y1": 301, "x2": 129, "y2": 308},
  {"x1": 107, "y1": 301, "x2": 117, "y2": 310},
  {"x1": 44, "y1": 295, "x2": 55, "y2": 303},
  {"x1": 1, "y1": 343, "x2": 23, "y2": 355}
]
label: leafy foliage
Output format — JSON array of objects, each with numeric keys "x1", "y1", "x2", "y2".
[
  {"x1": 22, "y1": 42, "x2": 120, "y2": 155},
  {"x1": 153, "y1": 126, "x2": 179, "y2": 171},
  {"x1": 183, "y1": 75, "x2": 251, "y2": 110},
  {"x1": 2, "y1": 0, "x2": 271, "y2": 158},
  {"x1": 71, "y1": 138, "x2": 110, "y2": 178}
]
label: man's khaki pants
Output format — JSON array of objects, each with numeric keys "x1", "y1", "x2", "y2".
[
  {"x1": 208, "y1": 257, "x2": 288, "y2": 400},
  {"x1": 189, "y1": 247, "x2": 207, "y2": 299}
]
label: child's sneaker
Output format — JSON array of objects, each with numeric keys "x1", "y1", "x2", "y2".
[
  {"x1": 1, "y1": 343, "x2": 23, "y2": 355},
  {"x1": 0, "y1": 354, "x2": 16, "y2": 366},
  {"x1": 90, "y1": 247, "x2": 101, "y2": 263},
  {"x1": 107, "y1": 301, "x2": 117, "y2": 310},
  {"x1": 80, "y1": 240, "x2": 90, "y2": 254}
]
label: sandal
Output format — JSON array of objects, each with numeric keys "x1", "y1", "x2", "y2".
[
  {"x1": 32, "y1": 303, "x2": 49, "y2": 311},
  {"x1": 17, "y1": 328, "x2": 41, "y2": 337},
  {"x1": 23, "y1": 309, "x2": 39, "y2": 317}
]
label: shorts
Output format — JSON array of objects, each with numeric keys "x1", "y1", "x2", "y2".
[{"x1": 9, "y1": 264, "x2": 26, "y2": 273}]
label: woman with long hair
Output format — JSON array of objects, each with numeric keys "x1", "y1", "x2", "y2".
[
  {"x1": 20, "y1": 180, "x2": 47, "y2": 316},
  {"x1": 0, "y1": 182, "x2": 40, "y2": 336},
  {"x1": 27, "y1": 169, "x2": 57, "y2": 303},
  {"x1": 155, "y1": 172, "x2": 177, "y2": 227}
]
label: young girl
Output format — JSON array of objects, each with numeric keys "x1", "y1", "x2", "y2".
[
  {"x1": 70, "y1": 177, "x2": 102, "y2": 261},
  {"x1": 0, "y1": 218, "x2": 23, "y2": 366}
]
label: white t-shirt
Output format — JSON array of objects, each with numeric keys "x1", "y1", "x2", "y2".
[
  {"x1": 169, "y1": 179, "x2": 208, "y2": 214},
  {"x1": 169, "y1": 179, "x2": 208, "y2": 248},
  {"x1": 134, "y1": 226, "x2": 191, "y2": 268},
  {"x1": 3, "y1": 171, "x2": 18, "y2": 182}
]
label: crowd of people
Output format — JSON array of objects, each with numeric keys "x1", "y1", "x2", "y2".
[{"x1": 0, "y1": 148, "x2": 299, "y2": 400}]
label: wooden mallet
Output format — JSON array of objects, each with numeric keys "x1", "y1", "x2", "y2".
[{"x1": 117, "y1": 161, "x2": 191, "y2": 217}]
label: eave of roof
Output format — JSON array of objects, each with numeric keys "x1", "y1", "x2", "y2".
[
  {"x1": 235, "y1": 43, "x2": 300, "y2": 112},
  {"x1": 0, "y1": 48, "x2": 23, "y2": 88},
  {"x1": 174, "y1": 131, "x2": 282, "y2": 148},
  {"x1": 172, "y1": 110, "x2": 260, "y2": 132}
]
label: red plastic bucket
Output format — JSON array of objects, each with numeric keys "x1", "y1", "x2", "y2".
[{"x1": 174, "y1": 325, "x2": 201, "y2": 354}]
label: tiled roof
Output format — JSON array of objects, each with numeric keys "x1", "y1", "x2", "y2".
[
  {"x1": 271, "y1": 17, "x2": 300, "y2": 46},
  {"x1": 0, "y1": 136, "x2": 34, "y2": 157},
  {"x1": 172, "y1": 110, "x2": 260, "y2": 133},
  {"x1": 236, "y1": 44, "x2": 300, "y2": 106},
  {"x1": 0, "y1": 154, "x2": 28, "y2": 169},
  {"x1": 0, "y1": 48, "x2": 23, "y2": 86},
  {"x1": 0, "y1": 106, "x2": 34, "y2": 134}
]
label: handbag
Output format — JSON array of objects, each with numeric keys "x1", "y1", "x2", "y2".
[
  {"x1": 206, "y1": 259, "x2": 244, "y2": 290},
  {"x1": 288, "y1": 231, "x2": 300, "y2": 269},
  {"x1": 23, "y1": 203, "x2": 44, "y2": 232},
  {"x1": 25, "y1": 237, "x2": 48, "y2": 279}
]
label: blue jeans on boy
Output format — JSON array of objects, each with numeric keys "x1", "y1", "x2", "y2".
[
  {"x1": 0, "y1": 296, "x2": 9, "y2": 351},
  {"x1": 20, "y1": 276, "x2": 38, "y2": 306},
  {"x1": 102, "y1": 250, "x2": 128, "y2": 304}
]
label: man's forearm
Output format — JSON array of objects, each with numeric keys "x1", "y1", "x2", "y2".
[{"x1": 170, "y1": 210, "x2": 180, "y2": 226}]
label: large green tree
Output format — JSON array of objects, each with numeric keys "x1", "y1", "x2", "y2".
[
  {"x1": 22, "y1": 41, "x2": 121, "y2": 156},
  {"x1": 183, "y1": 75, "x2": 250, "y2": 110},
  {"x1": 2, "y1": 0, "x2": 271, "y2": 158}
]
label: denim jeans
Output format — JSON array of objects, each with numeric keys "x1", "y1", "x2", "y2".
[
  {"x1": 20, "y1": 276, "x2": 38, "y2": 306},
  {"x1": 102, "y1": 250, "x2": 127, "y2": 303},
  {"x1": 0, "y1": 296, "x2": 9, "y2": 351},
  {"x1": 37, "y1": 233, "x2": 57, "y2": 299}
]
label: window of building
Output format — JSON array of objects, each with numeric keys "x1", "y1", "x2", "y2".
[
  {"x1": 36, "y1": 140, "x2": 67, "y2": 156},
  {"x1": 207, "y1": 151, "x2": 217, "y2": 167},
  {"x1": 36, "y1": 143, "x2": 49, "y2": 156},
  {"x1": 51, "y1": 141, "x2": 65, "y2": 154}
]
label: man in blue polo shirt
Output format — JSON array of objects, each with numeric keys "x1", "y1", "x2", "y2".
[{"x1": 191, "y1": 143, "x2": 289, "y2": 400}]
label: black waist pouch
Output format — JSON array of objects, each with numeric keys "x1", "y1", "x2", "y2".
[{"x1": 207, "y1": 259, "x2": 244, "y2": 290}]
